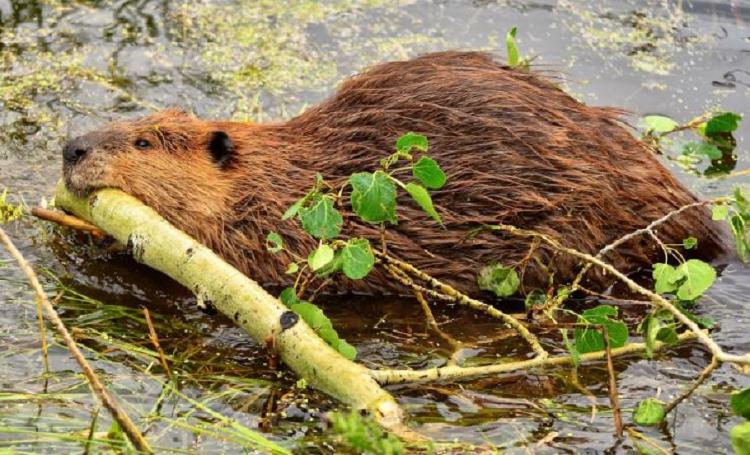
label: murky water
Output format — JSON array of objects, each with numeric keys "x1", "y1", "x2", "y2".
[{"x1": 1, "y1": 0, "x2": 750, "y2": 453}]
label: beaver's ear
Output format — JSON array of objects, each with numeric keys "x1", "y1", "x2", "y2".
[{"x1": 208, "y1": 131, "x2": 234, "y2": 169}]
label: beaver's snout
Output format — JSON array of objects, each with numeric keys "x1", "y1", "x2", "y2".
[
  {"x1": 61, "y1": 130, "x2": 122, "y2": 197},
  {"x1": 63, "y1": 136, "x2": 93, "y2": 166}
]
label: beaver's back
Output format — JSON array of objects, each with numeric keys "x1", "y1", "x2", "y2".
[{"x1": 282, "y1": 51, "x2": 728, "y2": 295}]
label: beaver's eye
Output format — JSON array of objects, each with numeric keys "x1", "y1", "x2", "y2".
[{"x1": 135, "y1": 138, "x2": 151, "y2": 149}]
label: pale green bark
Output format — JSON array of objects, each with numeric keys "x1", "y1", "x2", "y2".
[{"x1": 54, "y1": 182, "x2": 402, "y2": 427}]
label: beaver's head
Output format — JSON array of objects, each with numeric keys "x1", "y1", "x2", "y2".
[
  {"x1": 62, "y1": 109, "x2": 236, "y2": 197},
  {"x1": 62, "y1": 109, "x2": 239, "y2": 239}
]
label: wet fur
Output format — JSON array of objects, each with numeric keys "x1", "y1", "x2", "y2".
[{"x1": 63, "y1": 51, "x2": 729, "y2": 297}]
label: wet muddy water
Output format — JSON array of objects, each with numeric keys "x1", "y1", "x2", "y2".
[{"x1": 1, "y1": 0, "x2": 750, "y2": 453}]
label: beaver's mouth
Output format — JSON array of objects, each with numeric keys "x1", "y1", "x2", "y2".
[
  {"x1": 62, "y1": 162, "x2": 106, "y2": 198},
  {"x1": 62, "y1": 177, "x2": 97, "y2": 198}
]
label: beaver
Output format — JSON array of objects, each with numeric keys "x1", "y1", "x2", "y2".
[{"x1": 61, "y1": 51, "x2": 729, "y2": 297}]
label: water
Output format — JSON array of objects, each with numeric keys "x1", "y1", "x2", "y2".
[{"x1": 1, "y1": 0, "x2": 749, "y2": 452}]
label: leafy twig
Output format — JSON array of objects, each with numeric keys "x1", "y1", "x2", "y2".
[
  {"x1": 550, "y1": 200, "x2": 712, "y2": 311},
  {"x1": 486, "y1": 224, "x2": 750, "y2": 365},
  {"x1": 376, "y1": 250, "x2": 547, "y2": 358}
]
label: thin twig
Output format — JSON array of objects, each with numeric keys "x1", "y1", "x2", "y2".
[
  {"x1": 0, "y1": 227, "x2": 153, "y2": 453},
  {"x1": 369, "y1": 331, "x2": 698, "y2": 385},
  {"x1": 602, "y1": 326, "x2": 623, "y2": 438},
  {"x1": 35, "y1": 289, "x2": 52, "y2": 381},
  {"x1": 385, "y1": 263, "x2": 454, "y2": 304},
  {"x1": 726, "y1": 168, "x2": 750, "y2": 179},
  {"x1": 143, "y1": 307, "x2": 173, "y2": 382},
  {"x1": 486, "y1": 224, "x2": 750, "y2": 365},
  {"x1": 568, "y1": 367, "x2": 598, "y2": 422},
  {"x1": 415, "y1": 291, "x2": 466, "y2": 366},
  {"x1": 32, "y1": 207, "x2": 106, "y2": 238},
  {"x1": 551, "y1": 201, "x2": 710, "y2": 310},
  {"x1": 308, "y1": 278, "x2": 333, "y2": 303},
  {"x1": 376, "y1": 251, "x2": 548, "y2": 358},
  {"x1": 663, "y1": 356, "x2": 719, "y2": 415},
  {"x1": 83, "y1": 406, "x2": 101, "y2": 455}
]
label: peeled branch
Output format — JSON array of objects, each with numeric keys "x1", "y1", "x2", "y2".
[{"x1": 53, "y1": 181, "x2": 405, "y2": 432}]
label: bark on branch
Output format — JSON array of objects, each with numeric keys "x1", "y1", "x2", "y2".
[{"x1": 53, "y1": 182, "x2": 405, "y2": 432}]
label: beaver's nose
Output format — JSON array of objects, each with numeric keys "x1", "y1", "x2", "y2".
[{"x1": 63, "y1": 137, "x2": 91, "y2": 166}]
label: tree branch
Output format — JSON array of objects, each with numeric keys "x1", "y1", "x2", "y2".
[{"x1": 369, "y1": 331, "x2": 697, "y2": 385}]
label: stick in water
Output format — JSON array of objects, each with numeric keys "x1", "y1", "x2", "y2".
[{"x1": 0, "y1": 227, "x2": 153, "y2": 453}]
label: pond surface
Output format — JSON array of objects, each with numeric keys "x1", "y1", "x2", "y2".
[{"x1": 1, "y1": 0, "x2": 750, "y2": 453}]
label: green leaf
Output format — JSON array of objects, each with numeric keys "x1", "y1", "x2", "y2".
[
  {"x1": 331, "y1": 410, "x2": 402, "y2": 454},
  {"x1": 315, "y1": 249, "x2": 345, "y2": 277},
  {"x1": 603, "y1": 322, "x2": 629, "y2": 347},
  {"x1": 705, "y1": 111, "x2": 742, "y2": 135},
  {"x1": 731, "y1": 388, "x2": 750, "y2": 419},
  {"x1": 735, "y1": 187, "x2": 750, "y2": 212},
  {"x1": 282, "y1": 197, "x2": 305, "y2": 221},
  {"x1": 335, "y1": 339, "x2": 357, "y2": 361},
  {"x1": 581, "y1": 304, "x2": 618, "y2": 320},
  {"x1": 712, "y1": 205, "x2": 729, "y2": 221},
  {"x1": 683, "y1": 236, "x2": 698, "y2": 250},
  {"x1": 641, "y1": 311, "x2": 677, "y2": 357},
  {"x1": 644, "y1": 115, "x2": 679, "y2": 133},
  {"x1": 279, "y1": 287, "x2": 298, "y2": 306},
  {"x1": 656, "y1": 326, "x2": 679, "y2": 344},
  {"x1": 682, "y1": 141, "x2": 722, "y2": 160},
  {"x1": 308, "y1": 244, "x2": 335, "y2": 271},
  {"x1": 265, "y1": 232, "x2": 283, "y2": 254},
  {"x1": 574, "y1": 305, "x2": 629, "y2": 353},
  {"x1": 729, "y1": 214, "x2": 749, "y2": 261},
  {"x1": 341, "y1": 238, "x2": 375, "y2": 280},
  {"x1": 412, "y1": 156, "x2": 446, "y2": 189},
  {"x1": 285, "y1": 263, "x2": 299, "y2": 275},
  {"x1": 642, "y1": 312, "x2": 659, "y2": 357},
  {"x1": 652, "y1": 263, "x2": 684, "y2": 294},
  {"x1": 477, "y1": 263, "x2": 520, "y2": 297},
  {"x1": 317, "y1": 326, "x2": 340, "y2": 345},
  {"x1": 524, "y1": 289, "x2": 547, "y2": 310},
  {"x1": 289, "y1": 301, "x2": 357, "y2": 360},
  {"x1": 574, "y1": 327, "x2": 607, "y2": 353},
  {"x1": 350, "y1": 171, "x2": 397, "y2": 224},
  {"x1": 675, "y1": 259, "x2": 716, "y2": 301},
  {"x1": 405, "y1": 182, "x2": 442, "y2": 224},
  {"x1": 506, "y1": 26, "x2": 520, "y2": 67},
  {"x1": 299, "y1": 195, "x2": 343, "y2": 240},
  {"x1": 0, "y1": 188, "x2": 24, "y2": 224},
  {"x1": 633, "y1": 398, "x2": 667, "y2": 426},
  {"x1": 290, "y1": 302, "x2": 330, "y2": 331},
  {"x1": 731, "y1": 422, "x2": 750, "y2": 455},
  {"x1": 675, "y1": 301, "x2": 717, "y2": 329},
  {"x1": 396, "y1": 132, "x2": 428, "y2": 154}
]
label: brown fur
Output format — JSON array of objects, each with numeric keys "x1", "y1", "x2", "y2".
[{"x1": 62, "y1": 51, "x2": 729, "y2": 297}]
